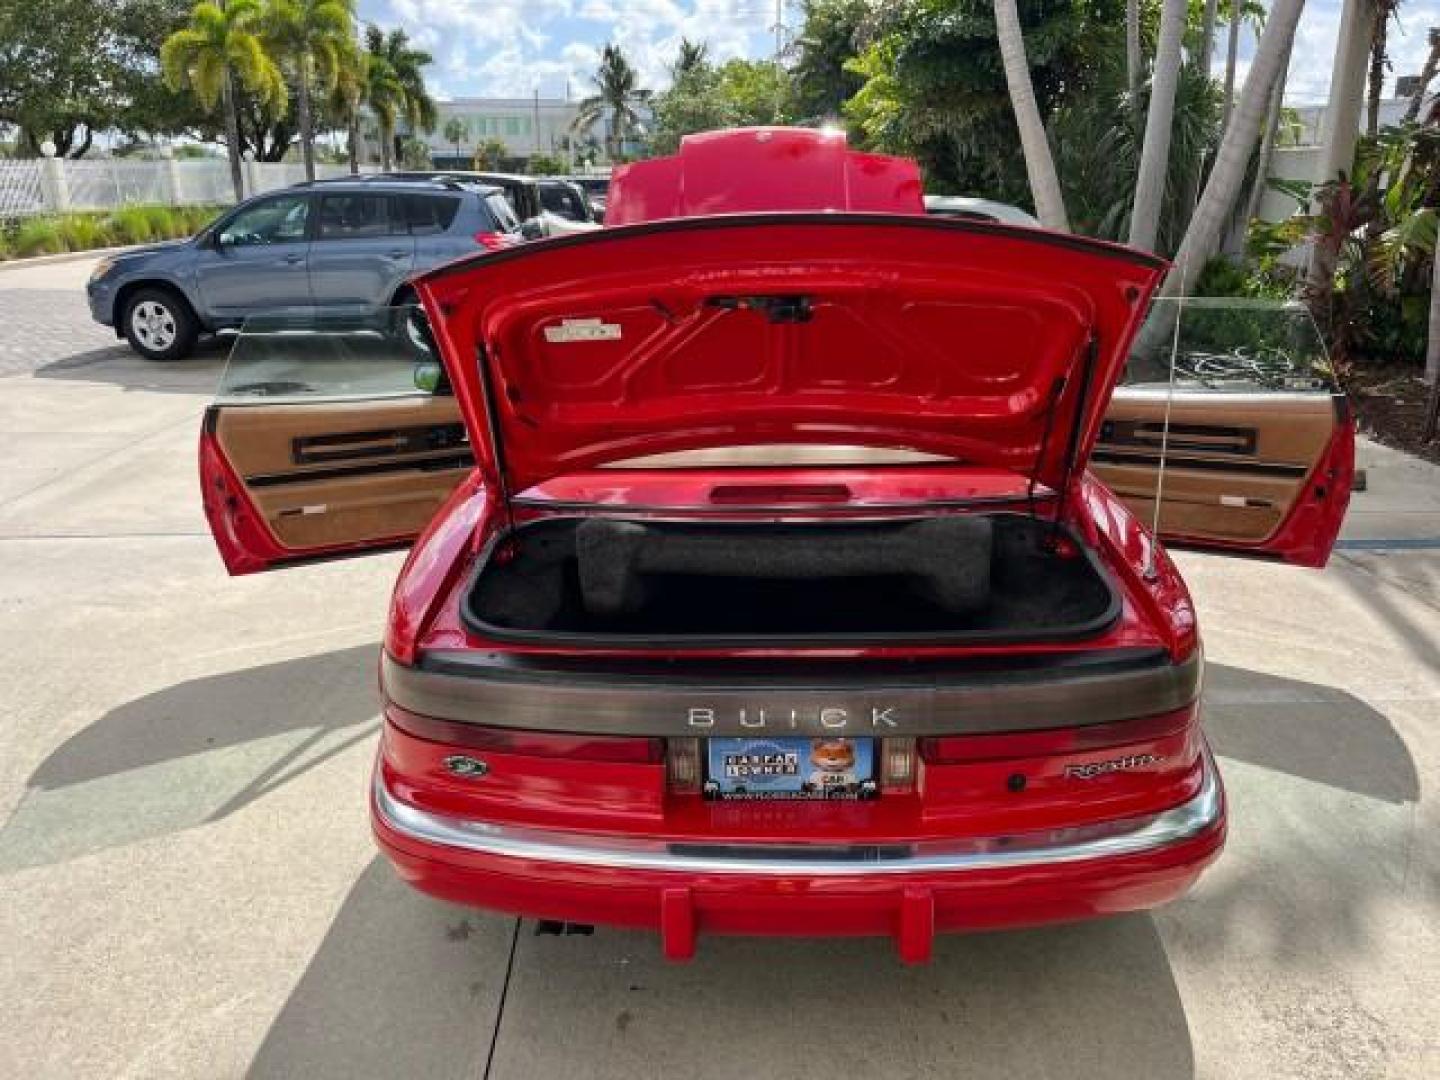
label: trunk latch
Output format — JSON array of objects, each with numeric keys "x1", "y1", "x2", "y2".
[{"x1": 706, "y1": 294, "x2": 814, "y2": 323}]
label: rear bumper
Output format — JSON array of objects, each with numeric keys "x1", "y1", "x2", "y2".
[{"x1": 372, "y1": 746, "x2": 1226, "y2": 962}]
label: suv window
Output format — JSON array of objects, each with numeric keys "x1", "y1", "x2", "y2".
[
  {"x1": 396, "y1": 194, "x2": 461, "y2": 235},
  {"x1": 485, "y1": 193, "x2": 520, "y2": 232},
  {"x1": 540, "y1": 184, "x2": 588, "y2": 221},
  {"x1": 317, "y1": 194, "x2": 390, "y2": 239},
  {"x1": 219, "y1": 195, "x2": 310, "y2": 245}
]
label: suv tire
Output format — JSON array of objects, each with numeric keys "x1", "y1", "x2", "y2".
[{"x1": 122, "y1": 288, "x2": 198, "y2": 361}]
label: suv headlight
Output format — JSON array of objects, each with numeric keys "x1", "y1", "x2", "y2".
[{"x1": 88, "y1": 257, "x2": 115, "y2": 283}]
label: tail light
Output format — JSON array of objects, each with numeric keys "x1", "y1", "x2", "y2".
[
  {"x1": 473, "y1": 230, "x2": 513, "y2": 251},
  {"x1": 919, "y1": 705, "x2": 1196, "y2": 765},
  {"x1": 879, "y1": 738, "x2": 917, "y2": 793},
  {"x1": 385, "y1": 703, "x2": 663, "y2": 764}
]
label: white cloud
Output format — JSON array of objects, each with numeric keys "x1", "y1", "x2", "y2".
[{"x1": 361, "y1": 0, "x2": 774, "y2": 99}]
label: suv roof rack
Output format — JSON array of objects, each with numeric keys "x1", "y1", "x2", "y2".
[{"x1": 291, "y1": 175, "x2": 492, "y2": 193}]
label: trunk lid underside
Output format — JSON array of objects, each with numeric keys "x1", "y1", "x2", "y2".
[{"x1": 414, "y1": 214, "x2": 1167, "y2": 501}]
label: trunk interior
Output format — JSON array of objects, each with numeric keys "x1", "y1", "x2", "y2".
[{"x1": 463, "y1": 512, "x2": 1119, "y2": 646}]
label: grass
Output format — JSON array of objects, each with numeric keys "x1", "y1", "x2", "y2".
[{"x1": 0, "y1": 204, "x2": 228, "y2": 260}]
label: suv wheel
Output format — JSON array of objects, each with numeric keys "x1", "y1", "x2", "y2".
[{"x1": 122, "y1": 288, "x2": 198, "y2": 361}]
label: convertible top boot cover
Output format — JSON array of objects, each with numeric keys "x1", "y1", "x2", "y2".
[{"x1": 575, "y1": 517, "x2": 994, "y2": 618}]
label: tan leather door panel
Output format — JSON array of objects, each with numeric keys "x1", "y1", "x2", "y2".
[
  {"x1": 213, "y1": 396, "x2": 471, "y2": 550},
  {"x1": 1094, "y1": 390, "x2": 1338, "y2": 545}
]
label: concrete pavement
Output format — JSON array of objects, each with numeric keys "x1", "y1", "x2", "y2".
[{"x1": 0, "y1": 255, "x2": 1437, "y2": 1079}]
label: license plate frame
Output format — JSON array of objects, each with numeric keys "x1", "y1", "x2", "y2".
[{"x1": 703, "y1": 737, "x2": 877, "y2": 801}]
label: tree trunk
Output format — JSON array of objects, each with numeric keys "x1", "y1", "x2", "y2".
[
  {"x1": 1129, "y1": 0, "x2": 1187, "y2": 252},
  {"x1": 1307, "y1": 0, "x2": 1376, "y2": 291},
  {"x1": 298, "y1": 64, "x2": 316, "y2": 181},
  {"x1": 1126, "y1": 0, "x2": 1141, "y2": 109},
  {"x1": 1199, "y1": 0, "x2": 1220, "y2": 77},
  {"x1": 381, "y1": 120, "x2": 394, "y2": 171},
  {"x1": 348, "y1": 109, "x2": 360, "y2": 173},
  {"x1": 1242, "y1": 36, "x2": 1294, "y2": 232},
  {"x1": 1427, "y1": 243, "x2": 1440, "y2": 385},
  {"x1": 994, "y1": 0, "x2": 1070, "y2": 231},
  {"x1": 1403, "y1": 29, "x2": 1440, "y2": 122},
  {"x1": 1222, "y1": 0, "x2": 1243, "y2": 135},
  {"x1": 1366, "y1": 12, "x2": 1386, "y2": 137},
  {"x1": 223, "y1": 73, "x2": 245, "y2": 202},
  {"x1": 1160, "y1": 0, "x2": 1307, "y2": 297}
]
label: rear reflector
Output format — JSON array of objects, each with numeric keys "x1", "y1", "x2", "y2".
[
  {"x1": 474, "y1": 231, "x2": 513, "y2": 251},
  {"x1": 918, "y1": 705, "x2": 1196, "y2": 765},
  {"x1": 666, "y1": 737, "x2": 702, "y2": 794},
  {"x1": 385, "y1": 703, "x2": 664, "y2": 764}
]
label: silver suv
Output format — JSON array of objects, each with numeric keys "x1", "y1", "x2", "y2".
[{"x1": 86, "y1": 176, "x2": 521, "y2": 361}]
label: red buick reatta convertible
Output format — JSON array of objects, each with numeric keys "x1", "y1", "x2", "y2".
[{"x1": 200, "y1": 128, "x2": 1354, "y2": 962}]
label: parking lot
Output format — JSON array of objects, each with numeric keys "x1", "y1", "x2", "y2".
[{"x1": 1, "y1": 253, "x2": 1438, "y2": 1079}]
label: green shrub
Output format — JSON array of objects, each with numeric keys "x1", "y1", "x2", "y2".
[
  {"x1": 58, "y1": 213, "x2": 111, "y2": 251},
  {"x1": 140, "y1": 204, "x2": 177, "y2": 238},
  {"x1": 13, "y1": 217, "x2": 66, "y2": 256},
  {"x1": 0, "y1": 227, "x2": 12, "y2": 260},
  {"x1": 108, "y1": 206, "x2": 154, "y2": 244}
]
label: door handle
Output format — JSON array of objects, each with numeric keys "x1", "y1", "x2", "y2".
[
  {"x1": 282, "y1": 253, "x2": 304, "y2": 265},
  {"x1": 387, "y1": 250, "x2": 410, "y2": 259}
]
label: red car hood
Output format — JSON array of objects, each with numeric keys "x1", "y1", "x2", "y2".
[{"x1": 414, "y1": 214, "x2": 1166, "y2": 500}]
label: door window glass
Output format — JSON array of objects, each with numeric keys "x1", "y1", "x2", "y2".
[
  {"x1": 397, "y1": 194, "x2": 461, "y2": 235},
  {"x1": 317, "y1": 194, "x2": 391, "y2": 240},
  {"x1": 218, "y1": 195, "x2": 310, "y2": 246},
  {"x1": 485, "y1": 193, "x2": 520, "y2": 232}
]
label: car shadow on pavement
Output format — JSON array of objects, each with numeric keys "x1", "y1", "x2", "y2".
[
  {"x1": 0, "y1": 645, "x2": 380, "y2": 873},
  {"x1": 248, "y1": 859, "x2": 1194, "y2": 1080},
  {"x1": 1202, "y1": 663, "x2": 1419, "y2": 805},
  {"x1": 32, "y1": 335, "x2": 230, "y2": 393}
]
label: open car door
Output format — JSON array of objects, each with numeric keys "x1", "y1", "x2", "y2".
[
  {"x1": 200, "y1": 312, "x2": 472, "y2": 575},
  {"x1": 1094, "y1": 298, "x2": 1354, "y2": 568}
]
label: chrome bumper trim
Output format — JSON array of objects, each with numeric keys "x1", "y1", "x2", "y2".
[{"x1": 374, "y1": 751, "x2": 1222, "y2": 877}]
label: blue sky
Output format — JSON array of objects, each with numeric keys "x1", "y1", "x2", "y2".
[{"x1": 357, "y1": 0, "x2": 1440, "y2": 106}]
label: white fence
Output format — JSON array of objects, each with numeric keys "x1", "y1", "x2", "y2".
[{"x1": 0, "y1": 155, "x2": 383, "y2": 219}]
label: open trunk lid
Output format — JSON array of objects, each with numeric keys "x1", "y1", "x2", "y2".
[{"x1": 413, "y1": 214, "x2": 1166, "y2": 505}]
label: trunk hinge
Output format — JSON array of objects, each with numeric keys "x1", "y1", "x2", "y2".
[
  {"x1": 1053, "y1": 331, "x2": 1100, "y2": 534},
  {"x1": 474, "y1": 342, "x2": 516, "y2": 536},
  {"x1": 1026, "y1": 375, "x2": 1067, "y2": 522}
]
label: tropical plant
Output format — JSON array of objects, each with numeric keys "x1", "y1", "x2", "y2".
[
  {"x1": 443, "y1": 116, "x2": 469, "y2": 159},
  {"x1": 994, "y1": 0, "x2": 1068, "y2": 230},
  {"x1": 789, "y1": 0, "x2": 868, "y2": 122},
  {"x1": 671, "y1": 37, "x2": 709, "y2": 83},
  {"x1": 843, "y1": 1, "x2": 1122, "y2": 209},
  {"x1": 328, "y1": 44, "x2": 366, "y2": 172},
  {"x1": 161, "y1": 0, "x2": 287, "y2": 200},
  {"x1": 573, "y1": 44, "x2": 648, "y2": 160},
  {"x1": 472, "y1": 137, "x2": 507, "y2": 169},
  {"x1": 363, "y1": 24, "x2": 434, "y2": 171},
  {"x1": 650, "y1": 57, "x2": 793, "y2": 154},
  {"x1": 263, "y1": 0, "x2": 356, "y2": 180}
]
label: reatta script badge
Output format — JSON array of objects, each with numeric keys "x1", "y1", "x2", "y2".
[{"x1": 686, "y1": 707, "x2": 899, "y2": 731}]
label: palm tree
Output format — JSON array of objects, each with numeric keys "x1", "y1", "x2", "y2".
[
  {"x1": 364, "y1": 26, "x2": 435, "y2": 168},
  {"x1": 264, "y1": 0, "x2": 355, "y2": 181},
  {"x1": 1129, "y1": 0, "x2": 1187, "y2": 252},
  {"x1": 1307, "y1": 0, "x2": 1378, "y2": 291},
  {"x1": 1199, "y1": 0, "x2": 1220, "y2": 76},
  {"x1": 443, "y1": 116, "x2": 469, "y2": 160},
  {"x1": 1366, "y1": 3, "x2": 1402, "y2": 136},
  {"x1": 1125, "y1": 0, "x2": 1140, "y2": 110},
  {"x1": 1162, "y1": 0, "x2": 1307, "y2": 296},
  {"x1": 162, "y1": 0, "x2": 287, "y2": 201},
  {"x1": 327, "y1": 39, "x2": 365, "y2": 172},
  {"x1": 672, "y1": 37, "x2": 710, "y2": 83},
  {"x1": 993, "y1": 0, "x2": 1069, "y2": 231},
  {"x1": 1220, "y1": 0, "x2": 1243, "y2": 135},
  {"x1": 573, "y1": 44, "x2": 648, "y2": 161},
  {"x1": 1403, "y1": 28, "x2": 1440, "y2": 122}
]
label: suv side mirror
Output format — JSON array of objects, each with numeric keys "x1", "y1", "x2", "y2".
[{"x1": 413, "y1": 361, "x2": 451, "y2": 395}]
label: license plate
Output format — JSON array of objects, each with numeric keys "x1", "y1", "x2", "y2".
[{"x1": 703, "y1": 737, "x2": 877, "y2": 801}]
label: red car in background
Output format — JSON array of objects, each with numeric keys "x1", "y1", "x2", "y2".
[{"x1": 199, "y1": 128, "x2": 1354, "y2": 962}]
